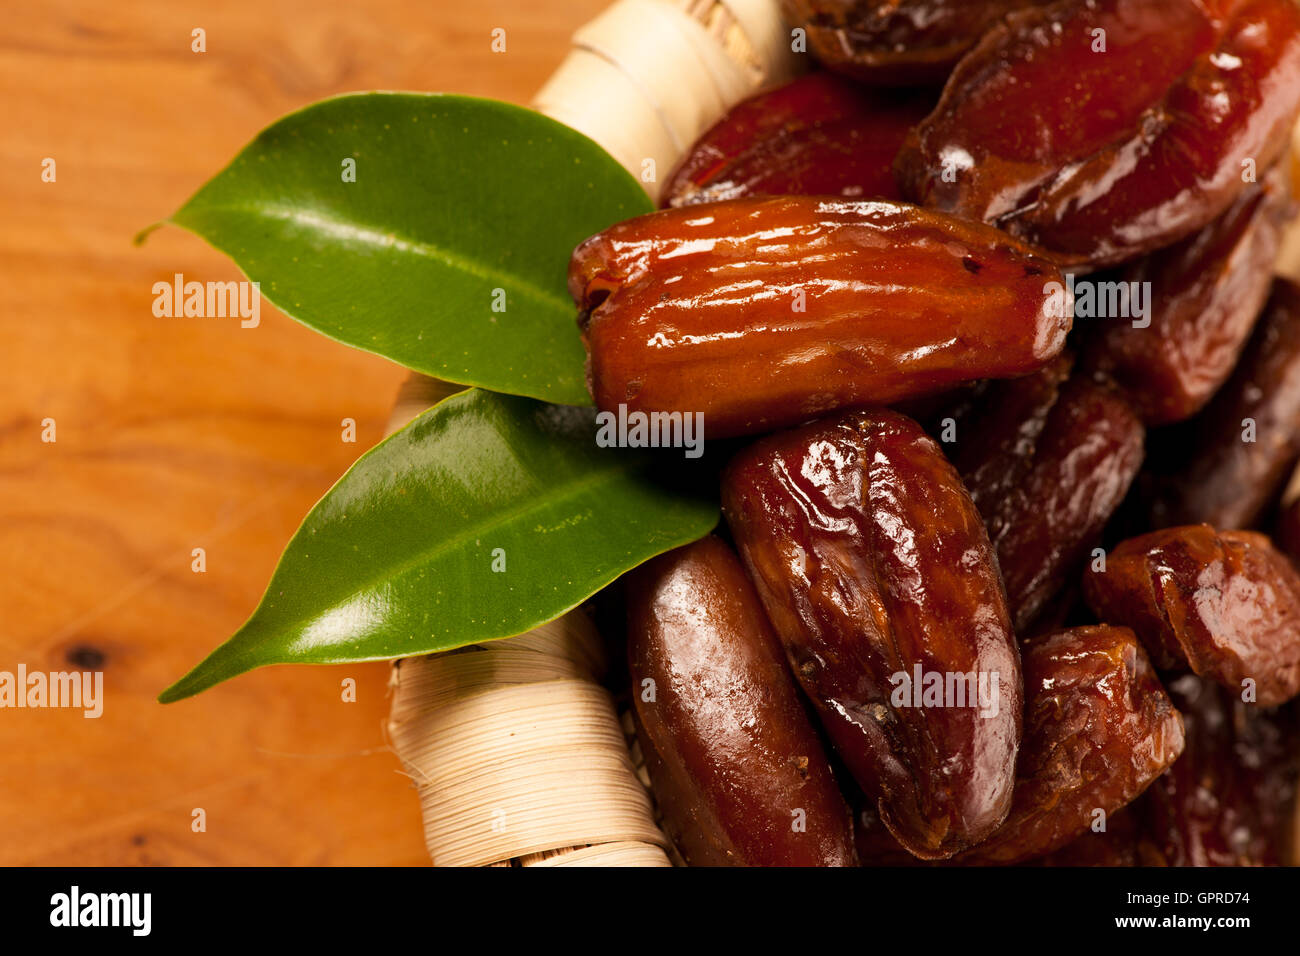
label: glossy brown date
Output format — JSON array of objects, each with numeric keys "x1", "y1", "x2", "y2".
[
  {"x1": 780, "y1": 1, "x2": 1046, "y2": 86},
  {"x1": 1151, "y1": 279, "x2": 1300, "y2": 529},
  {"x1": 1137, "y1": 674, "x2": 1298, "y2": 866},
  {"x1": 1084, "y1": 165, "x2": 1293, "y2": 425},
  {"x1": 721, "y1": 408, "x2": 1022, "y2": 859},
  {"x1": 661, "y1": 72, "x2": 932, "y2": 208},
  {"x1": 571, "y1": 196, "x2": 1070, "y2": 438},
  {"x1": 946, "y1": 357, "x2": 1145, "y2": 631},
  {"x1": 627, "y1": 536, "x2": 858, "y2": 867},
  {"x1": 896, "y1": 0, "x2": 1300, "y2": 268},
  {"x1": 957, "y1": 626, "x2": 1185, "y2": 865},
  {"x1": 1083, "y1": 525, "x2": 1300, "y2": 707}
]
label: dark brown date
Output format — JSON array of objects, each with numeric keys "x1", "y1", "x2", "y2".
[
  {"x1": 1152, "y1": 280, "x2": 1300, "y2": 529},
  {"x1": 627, "y1": 536, "x2": 858, "y2": 866},
  {"x1": 571, "y1": 196, "x2": 1070, "y2": 439},
  {"x1": 851, "y1": 795, "x2": 926, "y2": 866},
  {"x1": 896, "y1": 0, "x2": 1300, "y2": 268},
  {"x1": 957, "y1": 626, "x2": 1185, "y2": 865},
  {"x1": 946, "y1": 357, "x2": 1145, "y2": 631},
  {"x1": 1084, "y1": 165, "x2": 1294, "y2": 425},
  {"x1": 1083, "y1": 525, "x2": 1300, "y2": 707},
  {"x1": 780, "y1": 1, "x2": 1047, "y2": 86},
  {"x1": 1138, "y1": 675, "x2": 1298, "y2": 866},
  {"x1": 661, "y1": 72, "x2": 932, "y2": 208},
  {"x1": 1036, "y1": 806, "x2": 1143, "y2": 867},
  {"x1": 722, "y1": 408, "x2": 1022, "y2": 859}
]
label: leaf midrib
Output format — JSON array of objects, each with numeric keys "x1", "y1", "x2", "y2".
[
  {"x1": 181, "y1": 199, "x2": 573, "y2": 314},
  {"x1": 264, "y1": 454, "x2": 665, "y2": 640}
]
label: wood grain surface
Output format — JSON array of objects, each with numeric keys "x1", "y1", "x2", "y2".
[{"x1": 0, "y1": 0, "x2": 607, "y2": 865}]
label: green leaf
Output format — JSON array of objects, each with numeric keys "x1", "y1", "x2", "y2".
[
  {"x1": 149, "y1": 92, "x2": 651, "y2": 405},
  {"x1": 159, "y1": 389, "x2": 717, "y2": 702}
]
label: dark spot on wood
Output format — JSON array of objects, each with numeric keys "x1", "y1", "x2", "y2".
[
  {"x1": 66, "y1": 644, "x2": 105, "y2": 670},
  {"x1": 131, "y1": 834, "x2": 147, "y2": 847},
  {"x1": 1025, "y1": 265, "x2": 1043, "y2": 277},
  {"x1": 963, "y1": 257, "x2": 982, "y2": 275}
]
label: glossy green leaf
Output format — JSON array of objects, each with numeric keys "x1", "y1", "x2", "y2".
[
  {"x1": 147, "y1": 92, "x2": 651, "y2": 405},
  {"x1": 159, "y1": 389, "x2": 717, "y2": 702}
]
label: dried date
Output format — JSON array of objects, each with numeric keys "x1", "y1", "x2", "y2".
[
  {"x1": 946, "y1": 357, "x2": 1145, "y2": 631},
  {"x1": 1138, "y1": 674, "x2": 1298, "y2": 866},
  {"x1": 661, "y1": 72, "x2": 932, "y2": 208},
  {"x1": 1151, "y1": 279, "x2": 1300, "y2": 529},
  {"x1": 1083, "y1": 524, "x2": 1300, "y2": 707},
  {"x1": 1035, "y1": 806, "x2": 1144, "y2": 867},
  {"x1": 896, "y1": 0, "x2": 1300, "y2": 268},
  {"x1": 722, "y1": 408, "x2": 1022, "y2": 859},
  {"x1": 956, "y1": 626, "x2": 1184, "y2": 865},
  {"x1": 571, "y1": 196, "x2": 1070, "y2": 438},
  {"x1": 627, "y1": 536, "x2": 858, "y2": 866},
  {"x1": 780, "y1": 1, "x2": 1047, "y2": 85},
  {"x1": 1084, "y1": 165, "x2": 1293, "y2": 425}
]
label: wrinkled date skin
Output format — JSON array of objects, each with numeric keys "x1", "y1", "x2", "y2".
[
  {"x1": 661, "y1": 72, "x2": 932, "y2": 208},
  {"x1": 1083, "y1": 525, "x2": 1300, "y2": 707},
  {"x1": 1152, "y1": 280, "x2": 1300, "y2": 529},
  {"x1": 896, "y1": 0, "x2": 1300, "y2": 268},
  {"x1": 957, "y1": 626, "x2": 1185, "y2": 865},
  {"x1": 1138, "y1": 674, "x2": 1298, "y2": 866},
  {"x1": 721, "y1": 408, "x2": 1022, "y2": 859},
  {"x1": 780, "y1": 1, "x2": 1047, "y2": 85},
  {"x1": 1085, "y1": 166, "x2": 1293, "y2": 425},
  {"x1": 946, "y1": 356, "x2": 1146, "y2": 631},
  {"x1": 626, "y1": 536, "x2": 858, "y2": 867},
  {"x1": 571, "y1": 196, "x2": 1070, "y2": 439}
]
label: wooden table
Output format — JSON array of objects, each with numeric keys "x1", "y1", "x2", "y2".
[{"x1": 0, "y1": 0, "x2": 607, "y2": 865}]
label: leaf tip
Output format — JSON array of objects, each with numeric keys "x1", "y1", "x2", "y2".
[
  {"x1": 156, "y1": 668, "x2": 208, "y2": 704},
  {"x1": 157, "y1": 640, "x2": 255, "y2": 703}
]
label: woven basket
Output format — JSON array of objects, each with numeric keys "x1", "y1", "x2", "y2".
[{"x1": 384, "y1": 0, "x2": 799, "y2": 867}]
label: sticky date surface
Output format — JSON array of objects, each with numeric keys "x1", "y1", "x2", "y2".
[
  {"x1": 722, "y1": 408, "x2": 1022, "y2": 859},
  {"x1": 662, "y1": 72, "x2": 931, "y2": 208},
  {"x1": 627, "y1": 537, "x2": 858, "y2": 866},
  {"x1": 1083, "y1": 524, "x2": 1300, "y2": 707},
  {"x1": 948, "y1": 359, "x2": 1145, "y2": 631},
  {"x1": 780, "y1": 1, "x2": 1048, "y2": 85},
  {"x1": 957, "y1": 626, "x2": 1185, "y2": 865},
  {"x1": 1152, "y1": 279, "x2": 1300, "y2": 529},
  {"x1": 572, "y1": 196, "x2": 1069, "y2": 438},
  {"x1": 897, "y1": 0, "x2": 1300, "y2": 267},
  {"x1": 1085, "y1": 168, "x2": 1292, "y2": 425}
]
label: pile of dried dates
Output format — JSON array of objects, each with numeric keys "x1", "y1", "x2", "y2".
[{"x1": 571, "y1": 0, "x2": 1300, "y2": 866}]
